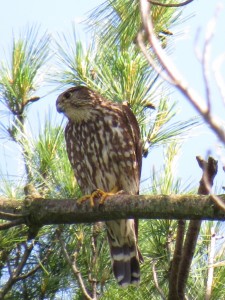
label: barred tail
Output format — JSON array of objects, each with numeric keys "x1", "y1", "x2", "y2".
[{"x1": 106, "y1": 219, "x2": 141, "y2": 287}]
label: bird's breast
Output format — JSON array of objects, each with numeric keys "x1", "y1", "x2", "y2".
[{"x1": 66, "y1": 111, "x2": 138, "y2": 195}]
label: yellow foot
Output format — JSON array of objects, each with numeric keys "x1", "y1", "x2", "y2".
[
  {"x1": 97, "y1": 187, "x2": 119, "y2": 205},
  {"x1": 77, "y1": 194, "x2": 95, "y2": 207},
  {"x1": 94, "y1": 189, "x2": 112, "y2": 205},
  {"x1": 77, "y1": 188, "x2": 119, "y2": 206}
]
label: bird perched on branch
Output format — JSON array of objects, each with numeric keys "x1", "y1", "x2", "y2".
[{"x1": 56, "y1": 86, "x2": 142, "y2": 286}]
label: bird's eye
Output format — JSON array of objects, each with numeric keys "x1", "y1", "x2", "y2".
[{"x1": 64, "y1": 91, "x2": 72, "y2": 99}]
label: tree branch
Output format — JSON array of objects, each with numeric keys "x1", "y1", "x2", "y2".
[
  {"x1": 168, "y1": 219, "x2": 186, "y2": 300},
  {"x1": 152, "y1": 261, "x2": 166, "y2": 300},
  {"x1": 0, "y1": 242, "x2": 34, "y2": 299},
  {"x1": 213, "y1": 53, "x2": 225, "y2": 102},
  {"x1": 205, "y1": 226, "x2": 216, "y2": 300},
  {"x1": 0, "y1": 211, "x2": 27, "y2": 220},
  {"x1": 138, "y1": 0, "x2": 225, "y2": 145},
  {"x1": 177, "y1": 156, "x2": 218, "y2": 299},
  {"x1": 89, "y1": 224, "x2": 99, "y2": 299},
  {"x1": 0, "y1": 219, "x2": 24, "y2": 230},
  {"x1": 149, "y1": 0, "x2": 194, "y2": 8},
  {"x1": 57, "y1": 227, "x2": 94, "y2": 300},
  {"x1": 1, "y1": 194, "x2": 225, "y2": 227}
]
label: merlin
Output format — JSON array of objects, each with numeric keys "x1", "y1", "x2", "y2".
[{"x1": 56, "y1": 86, "x2": 142, "y2": 286}]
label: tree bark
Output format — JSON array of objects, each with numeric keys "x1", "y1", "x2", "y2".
[{"x1": 0, "y1": 194, "x2": 225, "y2": 227}]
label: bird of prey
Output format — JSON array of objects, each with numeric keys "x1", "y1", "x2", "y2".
[{"x1": 56, "y1": 86, "x2": 142, "y2": 287}]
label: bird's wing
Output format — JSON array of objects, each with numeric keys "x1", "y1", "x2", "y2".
[{"x1": 121, "y1": 103, "x2": 142, "y2": 183}]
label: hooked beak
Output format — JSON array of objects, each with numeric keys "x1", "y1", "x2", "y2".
[{"x1": 56, "y1": 98, "x2": 65, "y2": 113}]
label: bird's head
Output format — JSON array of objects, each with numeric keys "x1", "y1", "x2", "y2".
[{"x1": 56, "y1": 86, "x2": 98, "y2": 122}]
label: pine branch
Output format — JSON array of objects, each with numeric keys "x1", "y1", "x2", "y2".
[
  {"x1": 168, "y1": 219, "x2": 186, "y2": 300},
  {"x1": 0, "y1": 194, "x2": 225, "y2": 227},
  {"x1": 149, "y1": 0, "x2": 194, "y2": 7},
  {"x1": 138, "y1": 0, "x2": 225, "y2": 146},
  {"x1": 177, "y1": 156, "x2": 218, "y2": 299},
  {"x1": 152, "y1": 261, "x2": 166, "y2": 300},
  {"x1": 0, "y1": 242, "x2": 34, "y2": 299}
]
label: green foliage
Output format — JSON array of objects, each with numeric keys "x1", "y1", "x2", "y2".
[
  {"x1": 88, "y1": 0, "x2": 181, "y2": 48},
  {"x1": 20, "y1": 115, "x2": 78, "y2": 198},
  {"x1": 55, "y1": 28, "x2": 159, "y2": 132},
  {"x1": 56, "y1": 27, "x2": 198, "y2": 157},
  {"x1": 0, "y1": 25, "x2": 50, "y2": 144},
  {"x1": 184, "y1": 221, "x2": 225, "y2": 300},
  {"x1": 0, "y1": 26, "x2": 50, "y2": 115}
]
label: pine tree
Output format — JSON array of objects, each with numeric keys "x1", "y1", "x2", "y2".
[{"x1": 0, "y1": 1, "x2": 224, "y2": 299}]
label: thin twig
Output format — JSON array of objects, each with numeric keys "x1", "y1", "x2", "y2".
[
  {"x1": 0, "y1": 219, "x2": 24, "y2": 230},
  {"x1": 177, "y1": 220, "x2": 201, "y2": 299},
  {"x1": 149, "y1": 0, "x2": 194, "y2": 7},
  {"x1": 138, "y1": 0, "x2": 225, "y2": 145},
  {"x1": 213, "y1": 53, "x2": 225, "y2": 104},
  {"x1": 136, "y1": 31, "x2": 174, "y2": 84},
  {"x1": 152, "y1": 261, "x2": 166, "y2": 300},
  {"x1": 177, "y1": 156, "x2": 218, "y2": 299},
  {"x1": 211, "y1": 194, "x2": 225, "y2": 212},
  {"x1": 202, "y1": 5, "x2": 221, "y2": 112},
  {"x1": 14, "y1": 243, "x2": 34, "y2": 278},
  {"x1": 194, "y1": 28, "x2": 202, "y2": 61},
  {"x1": 56, "y1": 228, "x2": 94, "y2": 300},
  {"x1": 89, "y1": 224, "x2": 99, "y2": 299},
  {"x1": 0, "y1": 211, "x2": 27, "y2": 220},
  {"x1": 205, "y1": 226, "x2": 216, "y2": 300},
  {"x1": 202, "y1": 37, "x2": 212, "y2": 113},
  {"x1": 17, "y1": 252, "x2": 50, "y2": 280},
  {"x1": 0, "y1": 242, "x2": 34, "y2": 299},
  {"x1": 168, "y1": 220, "x2": 186, "y2": 300},
  {"x1": 6, "y1": 259, "x2": 12, "y2": 278},
  {"x1": 197, "y1": 156, "x2": 225, "y2": 211}
]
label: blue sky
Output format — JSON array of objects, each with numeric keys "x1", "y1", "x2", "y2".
[{"x1": 0, "y1": 0, "x2": 225, "y2": 192}]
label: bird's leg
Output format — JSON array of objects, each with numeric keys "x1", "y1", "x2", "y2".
[
  {"x1": 76, "y1": 189, "x2": 110, "y2": 207},
  {"x1": 77, "y1": 193, "x2": 96, "y2": 207},
  {"x1": 77, "y1": 187, "x2": 119, "y2": 207},
  {"x1": 97, "y1": 187, "x2": 119, "y2": 205}
]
